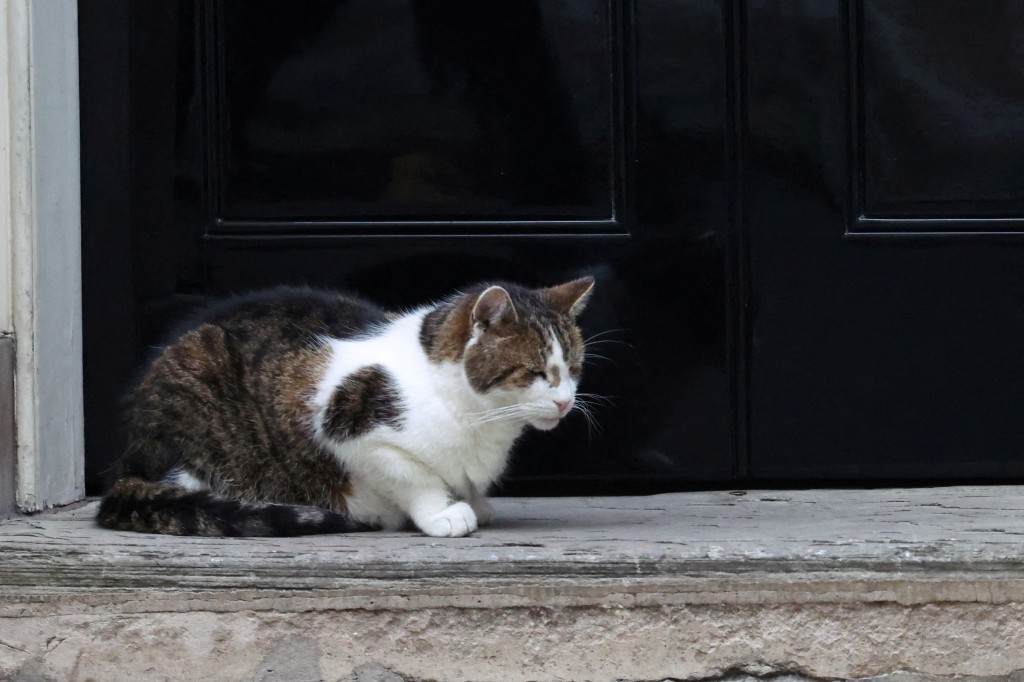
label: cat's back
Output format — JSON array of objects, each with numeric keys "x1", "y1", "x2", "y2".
[
  {"x1": 135, "y1": 285, "x2": 390, "y2": 406},
  {"x1": 178, "y1": 285, "x2": 388, "y2": 346}
]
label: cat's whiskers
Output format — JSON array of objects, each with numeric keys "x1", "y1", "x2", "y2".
[
  {"x1": 575, "y1": 392, "x2": 616, "y2": 405},
  {"x1": 583, "y1": 352, "x2": 615, "y2": 365},
  {"x1": 583, "y1": 339, "x2": 632, "y2": 350},
  {"x1": 582, "y1": 336, "x2": 631, "y2": 368},
  {"x1": 572, "y1": 392, "x2": 613, "y2": 439},
  {"x1": 570, "y1": 397, "x2": 603, "y2": 438},
  {"x1": 466, "y1": 402, "x2": 538, "y2": 427},
  {"x1": 464, "y1": 403, "x2": 529, "y2": 418},
  {"x1": 468, "y1": 409, "x2": 523, "y2": 424},
  {"x1": 583, "y1": 330, "x2": 634, "y2": 360},
  {"x1": 583, "y1": 328, "x2": 628, "y2": 344}
]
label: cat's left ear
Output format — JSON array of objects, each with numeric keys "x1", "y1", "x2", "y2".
[
  {"x1": 542, "y1": 276, "x2": 595, "y2": 318},
  {"x1": 472, "y1": 286, "x2": 518, "y2": 329}
]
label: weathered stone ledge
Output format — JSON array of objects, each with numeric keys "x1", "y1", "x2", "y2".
[{"x1": 4, "y1": 488, "x2": 1024, "y2": 681}]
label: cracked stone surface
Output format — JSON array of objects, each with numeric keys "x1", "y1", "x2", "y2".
[{"x1": 4, "y1": 487, "x2": 1024, "y2": 681}]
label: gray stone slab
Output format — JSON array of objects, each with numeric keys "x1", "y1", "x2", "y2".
[
  {"x1": 4, "y1": 487, "x2": 1024, "y2": 600},
  {"x1": 5, "y1": 487, "x2": 1024, "y2": 681}
]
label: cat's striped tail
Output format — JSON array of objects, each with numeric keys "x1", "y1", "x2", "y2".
[{"x1": 96, "y1": 477, "x2": 370, "y2": 536}]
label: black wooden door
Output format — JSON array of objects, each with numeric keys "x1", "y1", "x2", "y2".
[
  {"x1": 81, "y1": 0, "x2": 737, "y2": 495},
  {"x1": 745, "y1": 1, "x2": 1024, "y2": 479},
  {"x1": 80, "y1": 1, "x2": 1024, "y2": 495}
]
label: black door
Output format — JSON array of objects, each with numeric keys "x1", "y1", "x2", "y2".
[
  {"x1": 80, "y1": 1, "x2": 1024, "y2": 495},
  {"x1": 744, "y1": 0, "x2": 1024, "y2": 479},
  {"x1": 80, "y1": 0, "x2": 737, "y2": 495}
]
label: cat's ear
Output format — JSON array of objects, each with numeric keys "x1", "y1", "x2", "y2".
[
  {"x1": 472, "y1": 286, "x2": 518, "y2": 329},
  {"x1": 542, "y1": 276, "x2": 595, "y2": 317}
]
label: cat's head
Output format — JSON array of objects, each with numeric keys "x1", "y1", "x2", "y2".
[{"x1": 422, "y1": 277, "x2": 595, "y2": 431}]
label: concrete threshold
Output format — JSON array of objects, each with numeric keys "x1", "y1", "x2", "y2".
[{"x1": 3, "y1": 487, "x2": 1024, "y2": 681}]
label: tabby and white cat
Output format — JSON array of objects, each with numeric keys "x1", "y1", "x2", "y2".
[{"x1": 98, "y1": 278, "x2": 594, "y2": 537}]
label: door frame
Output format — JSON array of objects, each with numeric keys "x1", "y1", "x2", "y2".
[{"x1": 0, "y1": 0, "x2": 83, "y2": 514}]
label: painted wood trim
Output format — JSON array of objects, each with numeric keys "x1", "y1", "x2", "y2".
[
  {"x1": 0, "y1": 4, "x2": 12, "y2": 335},
  {"x1": 2, "y1": 0, "x2": 84, "y2": 511}
]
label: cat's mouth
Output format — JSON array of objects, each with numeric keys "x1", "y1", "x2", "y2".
[{"x1": 532, "y1": 416, "x2": 562, "y2": 431}]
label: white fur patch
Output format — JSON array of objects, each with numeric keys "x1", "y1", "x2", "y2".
[
  {"x1": 296, "y1": 508, "x2": 326, "y2": 524},
  {"x1": 547, "y1": 334, "x2": 570, "y2": 388},
  {"x1": 308, "y1": 308, "x2": 579, "y2": 534},
  {"x1": 164, "y1": 468, "x2": 207, "y2": 492}
]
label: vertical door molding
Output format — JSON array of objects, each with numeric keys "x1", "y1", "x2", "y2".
[{"x1": 1, "y1": 0, "x2": 83, "y2": 512}]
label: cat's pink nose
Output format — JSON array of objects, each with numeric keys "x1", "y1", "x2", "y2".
[{"x1": 554, "y1": 399, "x2": 572, "y2": 416}]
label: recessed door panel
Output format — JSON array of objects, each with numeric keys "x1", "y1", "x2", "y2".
[
  {"x1": 860, "y1": 0, "x2": 1024, "y2": 219},
  {"x1": 215, "y1": 0, "x2": 618, "y2": 225}
]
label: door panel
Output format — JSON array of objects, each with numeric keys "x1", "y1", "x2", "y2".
[
  {"x1": 216, "y1": 0, "x2": 617, "y2": 222},
  {"x1": 746, "y1": 0, "x2": 1024, "y2": 478},
  {"x1": 81, "y1": 0, "x2": 736, "y2": 494},
  {"x1": 860, "y1": 0, "x2": 1024, "y2": 219}
]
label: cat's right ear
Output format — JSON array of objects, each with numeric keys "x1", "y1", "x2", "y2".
[
  {"x1": 472, "y1": 286, "x2": 518, "y2": 330},
  {"x1": 542, "y1": 276, "x2": 595, "y2": 318}
]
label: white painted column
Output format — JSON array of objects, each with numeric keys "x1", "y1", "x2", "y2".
[{"x1": 1, "y1": 0, "x2": 84, "y2": 511}]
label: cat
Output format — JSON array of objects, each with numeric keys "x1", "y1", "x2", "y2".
[{"x1": 97, "y1": 277, "x2": 594, "y2": 538}]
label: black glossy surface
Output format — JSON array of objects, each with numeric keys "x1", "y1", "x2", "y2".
[
  {"x1": 80, "y1": 0, "x2": 1024, "y2": 494},
  {"x1": 217, "y1": 1, "x2": 616, "y2": 222},
  {"x1": 81, "y1": 0, "x2": 733, "y2": 494},
  {"x1": 860, "y1": 0, "x2": 1024, "y2": 218},
  {"x1": 746, "y1": 0, "x2": 1024, "y2": 478}
]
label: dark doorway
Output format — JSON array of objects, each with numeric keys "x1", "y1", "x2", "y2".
[{"x1": 79, "y1": 1, "x2": 1024, "y2": 496}]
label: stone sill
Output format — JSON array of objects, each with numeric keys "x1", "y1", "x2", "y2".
[{"x1": 4, "y1": 487, "x2": 1024, "y2": 681}]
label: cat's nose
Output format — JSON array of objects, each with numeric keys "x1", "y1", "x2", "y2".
[{"x1": 554, "y1": 399, "x2": 572, "y2": 416}]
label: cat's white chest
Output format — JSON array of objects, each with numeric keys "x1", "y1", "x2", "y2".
[
  {"x1": 315, "y1": 310, "x2": 520, "y2": 496},
  {"x1": 392, "y1": 359, "x2": 519, "y2": 492}
]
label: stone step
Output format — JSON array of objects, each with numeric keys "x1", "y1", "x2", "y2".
[{"x1": 3, "y1": 487, "x2": 1024, "y2": 681}]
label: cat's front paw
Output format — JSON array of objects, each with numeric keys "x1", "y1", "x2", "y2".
[{"x1": 420, "y1": 501, "x2": 478, "y2": 537}]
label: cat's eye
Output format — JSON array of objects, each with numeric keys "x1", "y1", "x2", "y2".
[{"x1": 531, "y1": 369, "x2": 548, "y2": 380}]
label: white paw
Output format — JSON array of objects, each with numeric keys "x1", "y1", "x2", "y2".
[
  {"x1": 421, "y1": 501, "x2": 478, "y2": 538},
  {"x1": 470, "y1": 497, "x2": 494, "y2": 526}
]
